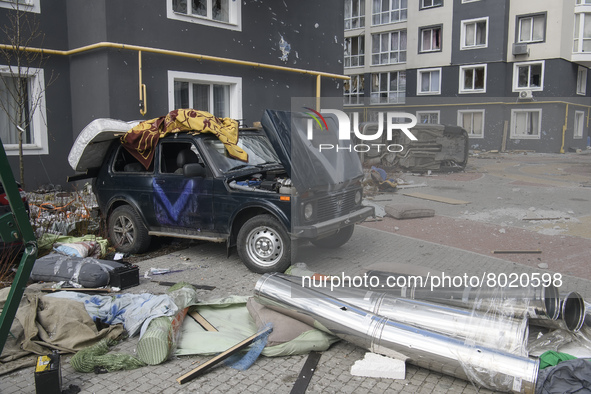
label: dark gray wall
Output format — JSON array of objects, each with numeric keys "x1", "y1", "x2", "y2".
[
  {"x1": 2, "y1": 0, "x2": 345, "y2": 190},
  {"x1": 451, "y1": 0, "x2": 509, "y2": 65}
]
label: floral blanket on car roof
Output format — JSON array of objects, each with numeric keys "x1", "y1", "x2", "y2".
[{"x1": 121, "y1": 109, "x2": 248, "y2": 169}]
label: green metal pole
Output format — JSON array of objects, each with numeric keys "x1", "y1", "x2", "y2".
[{"x1": 0, "y1": 138, "x2": 38, "y2": 352}]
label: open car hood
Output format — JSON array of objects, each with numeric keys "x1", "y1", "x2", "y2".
[{"x1": 261, "y1": 109, "x2": 364, "y2": 192}]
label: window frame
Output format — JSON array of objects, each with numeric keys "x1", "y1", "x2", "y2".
[
  {"x1": 510, "y1": 109, "x2": 542, "y2": 139},
  {"x1": 419, "y1": 25, "x2": 442, "y2": 53},
  {"x1": 371, "y1": 30, "x2": 407, "y2": 65},
  {"x1": 512, "y1": 60, "x2": 545, "y2": 92},
  {"x1": 457, "y1": 109, "x2": 485, "y2": 139},
  {"x1": 574, "y1": 111, "x2": 585, "y2": 139},
  {"x1": 516, "y1": 13, "x2": 546, "y2": 44},
  {"x1": 460, "y1": 17, "x2": 489, "y2": 50},
  {"x1": 459, "y1": 64, "x2": 487, "y2": 94},
  {"x1": 416, "y1": 110, "x2": 440, "y2": 124},
  {"x1": 577, "y1": 66, "x2": 588, "y2": 95},
  {"x1": 372, "y1": 0, "x2": 408, "y2": 26},
  {"x1": 0, "y1": 65, "x2": 48, "y2": 156},
  {"x1": 344, "y1": 74, "x2": 365, "y2": 106},
  {"x1": 167, "y1": 71, "x2": 242, "y2": 120},
  {"x1": 417, "y1": 67, "x2": 442, "y2": 95},
  {"x1": 345, "y1": 35, "x2": 365, "y2": 68},
  {"x1": 420, "y1": 0, "x2": 443, "y2": 10},
  {"x1": 370, "y1": 71, "x2": 406, "y2": 105},
  {"x1": 0, "y1": 0, "x2": 40, "y2": 13},
  {"x1": 166, "y1": 0, "x2": 241, "y2": 31},
  {"x1": 345, "y1": 0, "x2": 365, "y2": 30}
]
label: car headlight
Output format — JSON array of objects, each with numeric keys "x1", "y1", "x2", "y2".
[
  {"x1": 304, "y1": 203, "x2": 313, "y2": 220},
  {"x1": 355, "y1": 190, "x2": 362, "y2": 205}
]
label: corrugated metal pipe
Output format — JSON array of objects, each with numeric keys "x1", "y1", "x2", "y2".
[{"x1": 254, "y1": 273, "x2": 539, "y2": 394}]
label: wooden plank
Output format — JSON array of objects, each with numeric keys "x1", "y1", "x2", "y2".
[
  {"x1": 41, "y1": 287, "x2": 113, "y2": 293},
  {"x1": 402, "y1": 192, "x2": 470, "y2": 205},
  {"x1": 188, "y1": 311, "x2": 218, "y2": 332},
  {"x1": 492, "y1": 250, "x2": 542, "y2": 254},
  {"x1": 177, "y1": 325, "x2": 273, "y2": 384},
  {"x1": 153, "y1": 280, "x2": 216, "y2": 291},
  {"x1": 290, "y1": 351, "x2": 322, "y2": 394},
  {"x1": 501, "y1": 120, "x2": 508, "y2": 152}
]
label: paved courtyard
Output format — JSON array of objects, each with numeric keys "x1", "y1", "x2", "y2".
[{"x1": 1, "y1": 151, "x2": 590, "y2": 393}]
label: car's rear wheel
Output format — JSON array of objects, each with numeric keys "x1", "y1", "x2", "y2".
[
  {"x1": 310, "y1": 225, "x2": 355, "y2": 249},
  {"x1": 237, "y1": 215, "x2": 291, "y2": 273},
  {"x1": 108, "y1": 205, "x2": 151, "y2": 254}
]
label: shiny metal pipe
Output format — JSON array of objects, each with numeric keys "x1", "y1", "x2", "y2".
[
  {"x1": 255, "y1": 273, "x2": 538, "y2": 394},
  {"x1": 280, "y1": 273, "x2": 527, "y2": 355},
  {"x1": 365, "y1": 270, "x2": 560, "y2": 319}
]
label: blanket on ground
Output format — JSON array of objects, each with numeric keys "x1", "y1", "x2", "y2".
[
  {"x1": 0, "y1": 286, "x2": 125, "y2": 375},
  {"x1": 121, "y1": 109, "x2": 248, "y2": 169}
]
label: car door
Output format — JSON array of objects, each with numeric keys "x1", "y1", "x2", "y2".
[{"x1": 149, "y1": 138, "x2": 214, "y2": 234}]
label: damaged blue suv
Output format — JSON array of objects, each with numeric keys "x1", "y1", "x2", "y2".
[{"x1": 68, "y1": 110, "x2": 374, "y2": 273}]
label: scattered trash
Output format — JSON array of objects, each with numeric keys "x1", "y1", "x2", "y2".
[
  {"x1": 144, "y1": 267, "x2": 184, "y2": 278},
  {"x1": 350, "y1": 352, "x2": 405, "y2": 380},
  {"x1": 384, "y1": 203, "x2": 435, "y2": 220},
  {"x1": 291, "y1": 351, "x2": 322, "y2": 393},
  {"x1": 402, "y1": 192, "x2": 470, "y2": 205},
  {"x1": 176, "y1": 324, "x2": 273, "y2": 384}
]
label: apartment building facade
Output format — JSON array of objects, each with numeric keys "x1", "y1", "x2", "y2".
[
  {"x1": 0, "y1": 0, "x2": 344, "y2": 189},
  {"x1": 344, "y1": 0, "x2": 591, "y2": 153}
]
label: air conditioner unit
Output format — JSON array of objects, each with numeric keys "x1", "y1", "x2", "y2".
[
  {"x1": 519, "y1": 90, "x2": 533, "y2": 99},
  {"x1": 512, "y1": 43, "x2": 529, "y2": 56}
]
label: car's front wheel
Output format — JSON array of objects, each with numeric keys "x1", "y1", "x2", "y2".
[
  {"x1": 310, "y1": 225, "x2": 355, "y2": 249},
  {"x1": 237, "y1": 215, "x2": 291, "y2": 273},
  {"x1": 108, "y1": 205, "x2": 151, "y2": 254}
]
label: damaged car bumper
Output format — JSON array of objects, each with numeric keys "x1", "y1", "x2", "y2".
[{"x1": 293, "y1": 205, "x2": 374, "y2": 238}]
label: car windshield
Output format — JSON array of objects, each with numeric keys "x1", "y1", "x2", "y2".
[{"x1": 202, "y1": 134, "x2": 282, "y2": 173}]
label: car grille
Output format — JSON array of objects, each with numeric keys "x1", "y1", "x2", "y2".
[{"x1": 315, "y1": 190, "x2": 358, "y2": 223}]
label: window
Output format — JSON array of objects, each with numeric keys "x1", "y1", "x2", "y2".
[
  {"x1": 372, "y1": 0, "x2": 408, "y2": 25},
  {"x1": 513, "y1": 61, "x2": 544, "y2": 91},
  {"x1": 517, "y1": 14, "x2": 545, "y2": 43},
  {"x1": 510, "y1": 109, "x2": 541, "y2": 139},
  {"x1": 420, "y1": 26, "x2": 442, "y2": 52},
  {"x1": 344, "y1": 74, "x2": 365, "y2": 105},
  {"x1": 459, "y1": 64, "x2": 486, "y2": 93},
  {"x1": 417, "y1": 111, "x2": 439, "y2": 124},
  {"x1": 0, "y1": 0, "x2": 40, "y2": 13},
  {"x1": 457, "y1": 110, "x2": 485, "y2": 138},
  {"x1": 417, "y1": 68, "x2": 441, "y2": 95},
  {"x1": 345, "y1": 36, "x2": 365, "y2": 68},
  {"x1": 372, "y1": 30, "x2": 407, "y2": 65},
  {"x1": 573, "y1": 12, "x2": 591, "y2": 53},
  {"x1": 574, "y1": 111, "x2": 585, "y2": 139},
  {"x1": 0, "y1": 66, "x2": 48, "y2": 156},
  {"x1": 370, "y1": 71, "x2": 406, "y2": 104},
  {"x1": 167, "y1": 0, "x2": 241, "y2": 31},
  {"x1": 168, "y1": 71, "x2": 242, "y2": 120},
  {"x1": 345, "y1": 0, "x2": 365, "y2": 30},
  {"x1": 576, "y1": 0, "x2": 591, "y2": 4},
  {"x1": 420, "y1": 0, "x2": 442, "y2": 10},
  {"x1": 461, "y1": 17, "x2": 488, "y2": 49},
  {"x1": 577, "y1": 66, "x2": 588, "y2": 95}
]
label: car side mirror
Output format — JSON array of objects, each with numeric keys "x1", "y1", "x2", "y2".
[{"x1": 183, "y1": 163, "x2": 206, "y2": 177}]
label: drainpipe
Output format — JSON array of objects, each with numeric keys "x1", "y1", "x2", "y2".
[{"x1": 560, "y1": 103, "x2": 568, "y2": 154}]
